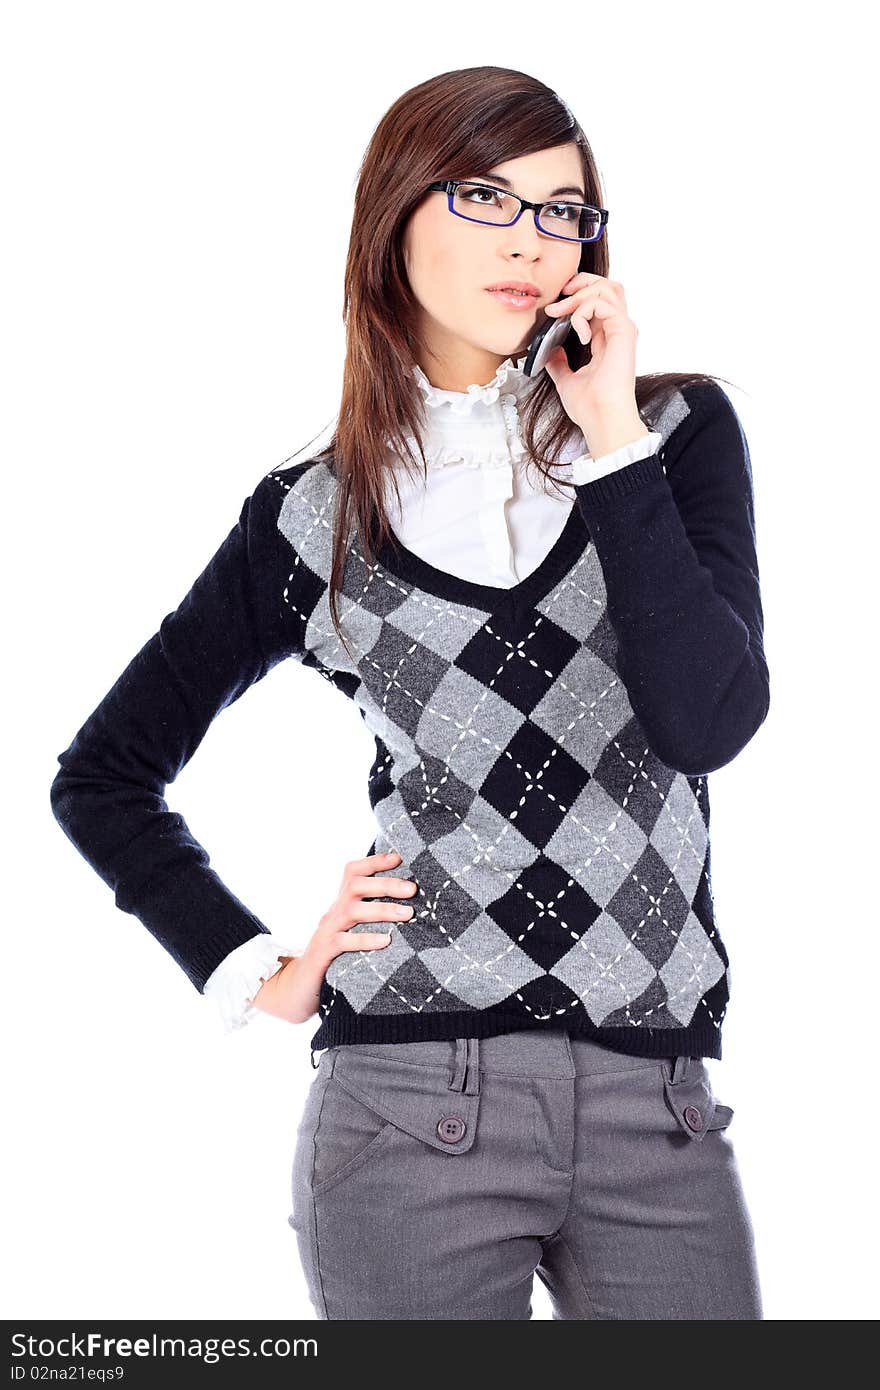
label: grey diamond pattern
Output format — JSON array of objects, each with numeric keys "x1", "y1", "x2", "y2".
[{"x1": 279, "y1": 451, "x2": 726, "y2": 1039}]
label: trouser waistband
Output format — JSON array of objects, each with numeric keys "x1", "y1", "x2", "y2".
[{"x1": 315, "y1": 1027, "x2": 686, "y2": 1081}]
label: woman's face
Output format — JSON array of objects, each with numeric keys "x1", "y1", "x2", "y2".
[{"x1": 402, "y1": 143, "x2": 586, "y2": 390}]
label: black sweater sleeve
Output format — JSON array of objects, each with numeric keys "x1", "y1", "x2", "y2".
[
  {"x1": 49, "y1": 468, "x2": 311, "y2": 993},
  {"x1": 572, "y1": 381, "x2": 770, "y2": 777}
]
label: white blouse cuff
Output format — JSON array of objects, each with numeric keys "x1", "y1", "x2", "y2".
[
  {"x1": 568, "y1": 429, "x2": 663, "y2": 485},
  {"x1": 202, "y1": 933, "x2": 300, "y2": 1034}
]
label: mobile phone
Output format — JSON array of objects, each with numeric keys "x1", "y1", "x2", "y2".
[{"x1": 522, "y1": 293, "x2": 574, "y2": 378}]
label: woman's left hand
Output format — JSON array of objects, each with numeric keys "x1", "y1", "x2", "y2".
[{"x1": 543, "y1": 272, "x2": 646, "y2": 447}]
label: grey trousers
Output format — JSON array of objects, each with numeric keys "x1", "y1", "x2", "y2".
[{"x1": 288, "y1": 1028, "x2": 762, "y2": 1320}]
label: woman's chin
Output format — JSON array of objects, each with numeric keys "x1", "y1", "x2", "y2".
[{"x1": 478, "y1": 338, "x2": 533, "y2": 361}]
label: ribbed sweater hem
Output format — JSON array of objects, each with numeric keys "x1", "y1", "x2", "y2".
[{"x1": 309, "y1": 1006, "x2": 722, "y2": 1061}]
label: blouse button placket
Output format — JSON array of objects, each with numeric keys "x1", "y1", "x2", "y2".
[
  {"x1": 478, "y1": 462, "x2": 517, "y2": 586},
  {"x1": 479, "y1": 389, "x2": 525, "y2": 586}
]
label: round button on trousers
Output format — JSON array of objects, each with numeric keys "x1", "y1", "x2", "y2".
[{"x1": 288, "y1": 1028, "x2": 763, "y2": 1320}]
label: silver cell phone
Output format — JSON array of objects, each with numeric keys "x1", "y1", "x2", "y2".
[{"x1": 522, "y1": 295, "x2": 575, "y2": 378}]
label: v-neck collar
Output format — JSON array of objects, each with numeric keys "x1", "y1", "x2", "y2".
[{"x1": 375, "y1": 498, "x2": 590, "y2": 613}]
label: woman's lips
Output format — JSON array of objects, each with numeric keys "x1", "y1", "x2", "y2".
[{"x1": 485, "y1": 289, "x2": 541, "y2": 310}]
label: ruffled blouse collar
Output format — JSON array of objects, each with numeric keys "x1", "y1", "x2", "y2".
[
  {"x1": 410, "y1": 353, "x2": 533, "y2": 415},
  {"x1": 396, "y1": 353, "x2": 540, "y2": 472}
]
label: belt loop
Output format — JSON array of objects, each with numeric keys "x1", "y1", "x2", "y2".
[
  {"x1": 448, "y1": 1037, "x2": 468, "y2": 1091},
  {"x1": 310, "y1": 1048, "x2": 320, "y2": 1070},
  {"x1": 671, "y1": 1054, "x2": 691, "y2": 1084},
  {"x1": 463, "y1": 1036, "x2": 480, "y2": 1095}
]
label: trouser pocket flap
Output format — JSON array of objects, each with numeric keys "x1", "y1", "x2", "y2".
[
  {"x1": 662, "y1": 1057, "x2": 734, "y2": 1142},
  {"x1": 332, "y1": 1049, "x2": 481, "y2": 1155}
]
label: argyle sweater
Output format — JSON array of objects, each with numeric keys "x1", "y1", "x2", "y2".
[{"x1": 50, "y1": 379, "x2": 769, "y2": 1061}]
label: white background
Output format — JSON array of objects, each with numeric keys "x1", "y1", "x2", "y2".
[{"x1": 4, "y1": 0, "x2": 877, "y2": 1323}]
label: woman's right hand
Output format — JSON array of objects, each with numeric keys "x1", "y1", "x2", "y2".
[{"x1": 248, "y1": 850, "x2": 417, "y2": 1026}]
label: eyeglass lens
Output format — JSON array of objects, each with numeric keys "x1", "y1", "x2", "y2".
[{"x1": 451, "y1": 182, "x2": 601, "y2": 241}]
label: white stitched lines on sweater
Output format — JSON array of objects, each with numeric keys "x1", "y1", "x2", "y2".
[{"x1": 278, "y1": 481, "x2": 718, "y2": 1029}]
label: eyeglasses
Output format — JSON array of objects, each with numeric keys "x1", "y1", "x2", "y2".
[{"x1": 426, "y1": 179, "x2": 608, "y2": 244}]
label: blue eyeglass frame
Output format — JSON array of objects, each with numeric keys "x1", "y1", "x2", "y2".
[{"x1": 426, "y1": 179, "x2": 609, "y2": 244}]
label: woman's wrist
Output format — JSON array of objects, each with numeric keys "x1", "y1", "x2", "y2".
[
  {"x1": 577, "y1": 411, "x2": 650, "y2": 460},
  {"x1": 249, "y1": 953, "x2": 300, "y2": 1011}
]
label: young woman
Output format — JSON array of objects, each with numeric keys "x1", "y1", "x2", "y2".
[{"x1": 51, "y1": 66, "x2": 770, "y2": 1320}]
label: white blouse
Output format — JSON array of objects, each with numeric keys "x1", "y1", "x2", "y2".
[{"x1": 203, "y1": 354, "x2": 662, "y2": 1032}]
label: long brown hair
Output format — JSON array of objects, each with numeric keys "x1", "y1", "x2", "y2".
[{"x1": 291, "y1": 66, "x2": 736, "y2": 658}]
